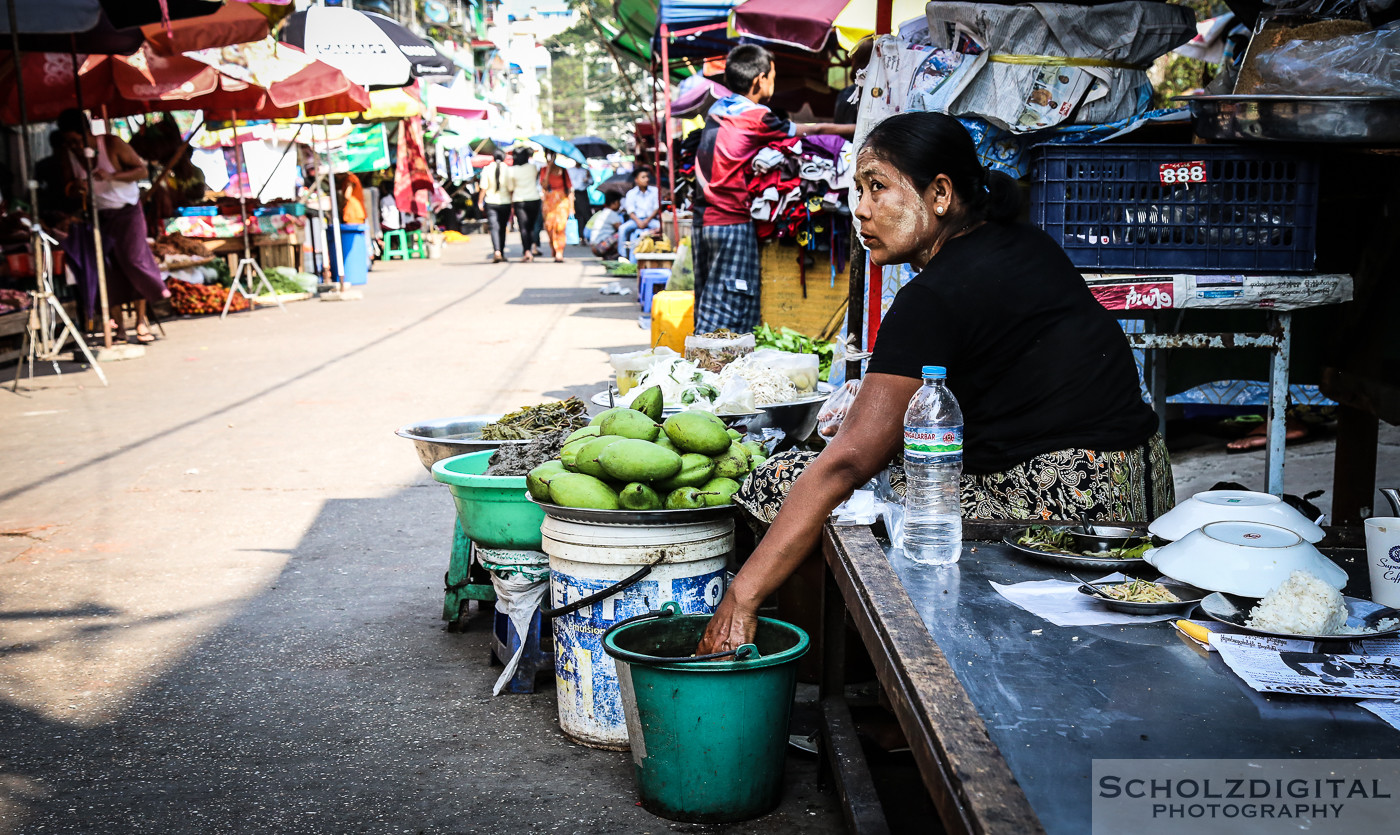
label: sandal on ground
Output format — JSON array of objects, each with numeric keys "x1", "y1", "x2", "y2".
[{"x1": 491, "y1": 252, "x2": 504, "y2": 263}]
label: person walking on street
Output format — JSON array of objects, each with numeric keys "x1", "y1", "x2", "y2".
[
  {"x1": 618, "y1": 168, "x2": 660, "y2": 261},
  {"x1": 540, "y1": 151, "x2": 574, "y2": 263},
  {"x1": 509, "y1": 147, "x2": 543, "y2": 262},
  {"x1": 692, "y1": 45, "x2": 854, "y2": 332},
  {"x1": 480, "y1": 150, "x2": 513, "y2": 262},
  {"x1": 568, "y1": 162, "x2": 593, "y2": 232}
]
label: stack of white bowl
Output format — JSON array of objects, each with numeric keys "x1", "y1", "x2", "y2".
[{"x1": 1143, "y1": 490, "x2": 1338, "y2": 598}]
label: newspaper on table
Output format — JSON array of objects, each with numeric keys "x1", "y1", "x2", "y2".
[
  {"x1": 921, "y1": 2, "x2": 1197, "y2": 133},
  {"x1": 1214, "y1": 632, "x2": 1400, "y2": 699},
  {"x1": 1359, "y1": 699, "x2": 1400, "y2": 732}
]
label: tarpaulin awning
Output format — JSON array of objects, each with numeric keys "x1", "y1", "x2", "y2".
[
  {"x1": 730, "y1": 0, "x2": 926, "y2": 53},
  {"x1": 142, "y1": 2, "x2": 271, "y2": 56},
  {"x1": 344, "y1": 122, "x2": 390, "y2": 173}
]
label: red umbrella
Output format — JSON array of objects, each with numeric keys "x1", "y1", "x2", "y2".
[{"x1": 141, "y1": 3, "x2": 271, "y2": 56}]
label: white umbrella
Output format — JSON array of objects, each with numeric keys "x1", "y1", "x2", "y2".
[{"x1": 280, "y1": 6, "x2": 453, "y2": 90}]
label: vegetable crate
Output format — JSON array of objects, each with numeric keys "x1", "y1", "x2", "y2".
[{"x1": 1029, "y1": 144, "x2": 1319, "y2": 274}]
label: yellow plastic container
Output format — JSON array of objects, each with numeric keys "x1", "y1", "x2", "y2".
[{"x1": 651, "y1": 291, "x2": 694, "y2": 353}]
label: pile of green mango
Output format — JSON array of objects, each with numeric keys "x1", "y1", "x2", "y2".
[{"x1": 527, "y1": 385, "x2": 767, "y2": 511}]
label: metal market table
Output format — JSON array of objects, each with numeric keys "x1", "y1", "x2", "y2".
[{"x1": 817, "y1": 524, "x2": 1391, "y2": 835}]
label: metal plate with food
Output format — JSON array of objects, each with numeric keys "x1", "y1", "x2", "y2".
[
  {"x1": 1199, "y1": 593, "x2": 1400, "y2": 641},
  {"x1": 1077, "y1": 579, "x2": 1208, "y2": 616},
  {"x1": 395, "y1": 415, "x2": 531, "y2": 472},
  {"x1": 528, "y1": 498, "x2": 736, "y2": 526},
  {"x1": 1003, "y1": 526, "x2": 1150, "y2": 570},
  {"x1": 1176, "y1": 95, "x2": 1400, "y2": 144}
]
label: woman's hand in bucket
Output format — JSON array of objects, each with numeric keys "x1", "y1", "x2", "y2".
[{"x1": 697, "y1": 592, "x2": 758, "y2": 656}]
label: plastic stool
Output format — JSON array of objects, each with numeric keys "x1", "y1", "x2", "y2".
[
  {"x1": 382, "y1": 229, "x2": 409, "y2": 260},
  {"x1": 443, "y1": 523, "x2": 496, "y2": 625},
  {"x1": 492, "y1": 607, "x2": 555, "y2": 694},
  {"x1": 638, "y1": 268, "x2": 671, "y2": 314},
  {"x1": 408, "y1": 230, "x2": 429, "y2": 259}
]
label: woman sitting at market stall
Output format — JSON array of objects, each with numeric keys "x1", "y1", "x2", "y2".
[{"x1": 698, "y1": 111, "x2": 1170, "y2": 654}]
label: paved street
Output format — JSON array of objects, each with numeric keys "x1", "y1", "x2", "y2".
[
  {"x1": 0, "y1": 237, "x2": 840, "y2": 834},
  {"x1": 2, "y1": 234, "x2": 1393, "y2": 834}
]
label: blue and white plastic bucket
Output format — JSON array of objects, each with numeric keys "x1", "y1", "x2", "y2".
[{"x1": 541, "y1": 516, "x2": 732, "y2": 749}]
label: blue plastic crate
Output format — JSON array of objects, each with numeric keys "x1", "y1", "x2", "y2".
[
  {"x1": 638, "y1": 268, "x2": 671, "y2": 314},
  {"x1": 1029, "y1": 144, "x2": 1319, "y2": 274}
]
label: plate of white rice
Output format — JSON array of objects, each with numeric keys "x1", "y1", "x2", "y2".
[{"x1": 1200, "y1": 570, "x2": 1400, "y2": 640}]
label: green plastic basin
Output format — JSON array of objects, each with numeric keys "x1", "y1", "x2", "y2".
[{"x1": 431, "y1": 450, "x2": 544, "y2": 551}]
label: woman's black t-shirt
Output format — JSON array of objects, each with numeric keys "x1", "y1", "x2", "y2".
[{"x1": 866, "y1": 221, "x2": 1158, "y2": 475}]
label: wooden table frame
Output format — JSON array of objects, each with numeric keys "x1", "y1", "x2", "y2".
[{"x1": 818, "y1": 523, "x2": 1044, "y2": 835}]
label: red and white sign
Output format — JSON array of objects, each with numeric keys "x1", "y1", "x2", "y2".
[
  {"x1": 1090, "y1": 281, "x2": 1176, "y2": 311},
  {"x1": 1158, "y1": 161, "x2": 1207, "y2": 185}
]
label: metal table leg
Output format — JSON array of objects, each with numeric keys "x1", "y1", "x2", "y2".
[{"x1": 1266, "y1": 312, "x2": 1292, "y2": 497}]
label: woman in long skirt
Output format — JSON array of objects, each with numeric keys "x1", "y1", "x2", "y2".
[{"x1": 540, "y1": 151, "x2": 574, "y2": 262}]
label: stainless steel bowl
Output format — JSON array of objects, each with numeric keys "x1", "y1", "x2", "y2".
[
  {"x1": 1176, "y1": 95, "x2": 1400, "y2": 144},
  {"x1": 395, "y1": 415, "x2": 531, "y2": 472},
  {"x1": 745, "y1": 386, "x2": 832, "y2": 444},
  {"x1": 1066, "y1": 525, "x2": 1139, "y2": 553}
]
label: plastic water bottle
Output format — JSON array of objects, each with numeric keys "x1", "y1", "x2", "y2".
[{"x1": 902, "y1": 366, "x2": 963, "y2": 566}]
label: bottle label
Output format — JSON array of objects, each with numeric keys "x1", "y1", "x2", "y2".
[{"x1": 904, "y1": 425, "x2": 963, "y2": 459}]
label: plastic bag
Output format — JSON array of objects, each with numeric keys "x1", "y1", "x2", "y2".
[
  {"x1": 1255, "y1": 26, "x2": 1400, "y2": 95},
  {"x1": 668, "y1": 236, "x2": 694, "y2": 291},
  {"x1": 817, "y1": 379, "x2": 862, "y2": 438},
  {"x1": 487, "y1": 566, "x2": 550, "y2": 696},
  {"x1": 1262, "y1": 0, "x2": 1389, "y2": 22},
  {"x1": 609, "y1": 346, "x2": 679, "y2": 395},
  {"x1": 685, "y1": 331, "x2": 755, "y2": 372},
  {"x1": 748, "y1": 348, "x2": 820, "y2": 394},
  {"x1": 707, "y1": 375, "x2": 756, "y2": 416}
]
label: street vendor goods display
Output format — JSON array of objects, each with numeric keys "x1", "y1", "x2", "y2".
[
  {"x1": 527, "y1": 388, "x2": 764, "y2": 512},
  {"x1": 604, "y1": 345, "x2": 828, "y2": 417}
]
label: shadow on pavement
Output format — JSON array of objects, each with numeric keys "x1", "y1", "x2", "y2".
[{"x1": 0, "y1": 483, "x2": 841, "y2": 833}]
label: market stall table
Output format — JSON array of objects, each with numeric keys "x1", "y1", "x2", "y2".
[{"x1": 818, "y1": 524, "x2": 1393, "y2": 835}]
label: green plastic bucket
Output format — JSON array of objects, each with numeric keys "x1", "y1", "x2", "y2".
[
  {"x1": 602, "y1": 602, "x2": 809, "y2": 823},
  {"x1": 431, "y1": 451, "x2": 544, "y2": 551}
]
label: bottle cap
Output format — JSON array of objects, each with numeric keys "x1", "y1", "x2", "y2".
[{"x1": 922, "y1": 365, "x2": 947, "y2": 378}]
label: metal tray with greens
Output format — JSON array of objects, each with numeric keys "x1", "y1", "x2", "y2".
[{"x1": 1004, "y1": 525, "x2": 1150, "y2": 570}]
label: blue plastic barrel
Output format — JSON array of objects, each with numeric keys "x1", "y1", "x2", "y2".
[{"x1": 335, "y1": 224, "x2": 368, "y2": 285}]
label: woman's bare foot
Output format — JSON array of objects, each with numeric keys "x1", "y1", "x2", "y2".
[{"x1": 1226, "y1": 418, "x2": 1309, "y2": 452}]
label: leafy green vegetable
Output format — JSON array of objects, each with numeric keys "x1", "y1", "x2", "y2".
[{"x1": 754, "y1": 323, "x2": 837, "y2": 382}]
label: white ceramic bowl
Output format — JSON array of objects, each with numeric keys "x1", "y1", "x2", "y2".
[
  {"x1": 1148, "y1": 490, "x2": 1325, "y2": 543},
  {"x1": 1143, "y1": 520, "x2": 1346, "y2": 598}
]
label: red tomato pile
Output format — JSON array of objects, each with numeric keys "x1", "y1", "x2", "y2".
[{"x1": 165, "y1": 278, "x2": 250, "y2": 315}]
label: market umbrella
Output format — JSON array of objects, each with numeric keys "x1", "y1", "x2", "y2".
[
  {"x1": 597, "y1": 171, "x2": 636, "y2": 195},
  {"x1": 569, "y1": 135, "x2": 618, "y2": 158},
  {"x1": 529, "y1": 134, "x2": 586, "y2": 165},
  {"x1": 280, "y1": 6, "x2": 455, "y2": 90},
  {"x1": 0, "y1": 0, "x2": 224, "y2": 53},
  {"x1": 141, "y1": 2, "x2": 271, "y2": 56}
]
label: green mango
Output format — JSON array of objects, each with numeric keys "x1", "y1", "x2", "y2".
[
  {"x1": 589, "y1": 407, "x2": 627, "y2": 426},
  {"x1": 560, "y1": 436, "x2": 593, "y2": 471},
  {"x1": 574, "y1": 434, "x2": 627, "y2": 479},
  {"x1": 655, "y1": 453, "x2": 716, "y2": 493},
  {"x1": 726, "y1": 428, "x2": 742, "y2": 440},
  {"x1": 653, "y1": 433, "x2": 677, "y2": 452},
  {"x1": 713, "y1": 441, "x2": 751, "y2": 480},
  {"x1": 619, "y1": 482, "x2": 663, "y2": 511},
  {"x1": 631, "y1": 385, "x2": 664, "y2": 422},
  {"x1": 599, "y1": 409, "x2": 661, "y2": 442},
  {"x1": 749, "y1": 454, "x2": 768, "y2": 471},
  {"x1": 526, "y1": 460, "x2": 568, "y2": 502},
  {"x1": 598, "y1": 439, "x2": 682, "y2": 483},
  {"x1": 697, "y1": 476, "x2": 741, "y2": 506},
  {"x1": 740, "y1": 440, "x2": 765, "y2": 460},
  {"x1": 563, "y1": 425, "x2": 603, "y2": 445},
  {"x1": 662, "y1": 410, "x2": 731, "y2": 455},
  {"x1": 548, "y1": 473, "x2": 620, "y2": 510},
  {"x1": 664, "y1": 486, "x2": 705, "y2": 510}
]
